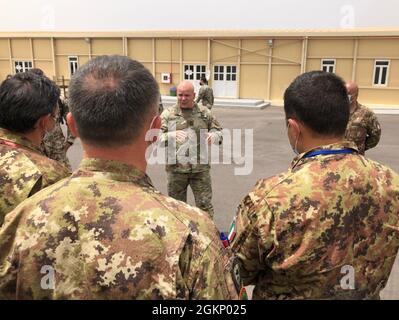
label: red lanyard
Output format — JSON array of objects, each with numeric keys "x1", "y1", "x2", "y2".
[{"x1": 0, "y1": 139, "x2": 21, "y2": 149}]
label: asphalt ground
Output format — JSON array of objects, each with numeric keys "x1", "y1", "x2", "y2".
[{"x1": 66, "y1": 106, "x2": 399, "y2": 299}]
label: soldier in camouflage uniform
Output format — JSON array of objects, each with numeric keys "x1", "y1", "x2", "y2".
[
  {"x1": 0, "y1": 55, "x2": 238, "y2": 300},
  {"x1": 161, "y1": 81, "x2": 223, "y2": 219},
  {"x1": 195, "y1": 76, "x2": 214, "y2": 109},
  {"x1": 229, "y1": 71, "x2": 399, "y2": 300},
  {"x1": 0, "y1": 72, "x2": 70, "y2": 226},
  {"x1": 345, "y1": 81, "x2": 381, "y2": 155},
  {"x1": 41, "y1": 98, "x2": 75, "y2": 171}
]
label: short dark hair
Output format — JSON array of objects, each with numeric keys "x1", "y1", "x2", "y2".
[
  {"x1": 284, "y1": 71, "x2": 349, "y2": 136},
  {"x1": 69, "y1": 55, "x2": 159, "y2": 147},
  {"x1": 0, "y1": 72, "x2": 60, "y2": 133},
  {"x1": 200, "y1": 76, "x2": 208, "y2": 84},
  {"x1": 29, "y1": 68, "x2": 45, "y2": 76}
]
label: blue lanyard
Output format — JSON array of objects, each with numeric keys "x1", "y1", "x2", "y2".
[{"x1": 303, "y1": 148, "x2": 354, "y2": 159}]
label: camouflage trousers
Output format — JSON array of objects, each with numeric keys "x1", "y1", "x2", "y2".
[{"x1": 167, "y1": 170, "x2": 214, "y2": 218}]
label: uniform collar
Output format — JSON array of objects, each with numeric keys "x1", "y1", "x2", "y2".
[
  {"x1": 290, "y1": 141, "x2": 359, "y2": 169},
  {"x1": 174, "y1": 102, "x2": 200, "y2": 116},
  {"x1": 77, "y1": 158, "x2": 154, "y2": 187},
  {"x1": 0, "y1": 128, "x2": 43, "y2": 154},
  {"x1": 350, "y1": 101, "x2": 361, "y2": 116}
]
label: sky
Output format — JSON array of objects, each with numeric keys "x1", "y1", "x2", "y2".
[{"x1": 0, "y1": 0, "x2": 398, "y2": 31}]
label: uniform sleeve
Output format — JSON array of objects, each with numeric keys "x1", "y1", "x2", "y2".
[
  {"x1": 230, "y1": 188, "x2": 275, "y2": 286},
  {"x1": 195, "y1": 87, "x2": 205, "y2": 103},
  {"x1": 190, "y1": 241, "x2": 239, "y2": 300},
  {"x1": 0, "y1": 208, "x2": 25, "y2": 299},
  {"x1": 365, "y1": 111, "x2": 381, "y2": 151},
  {"x1": 159, "y1": 109, "x2": 170, "y2": 144},
  {"x1": 208, "y1": 112, "x2": 223, "y2": 144}
]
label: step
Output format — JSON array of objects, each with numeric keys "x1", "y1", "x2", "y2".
[{"x1": 161, "y1": 96, "x2": 270, "y2": 110}]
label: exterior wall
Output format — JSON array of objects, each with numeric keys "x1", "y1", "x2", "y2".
[{"x1": 0, "y1": 33, "x2": 399, "y2": 106}]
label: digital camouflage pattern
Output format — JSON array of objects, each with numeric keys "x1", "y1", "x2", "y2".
[
  {"x1": 160, "y1": 103, "x2": 223, "y2": 218},
  {"x1": 160, "y1": 102, "x2": 223, "y2": 174},
  {"x1": 167, "y1": 171, "x2": 214, "y2": 218},
  {"x1": 41, "y1": 102, "x2": 75, "y2": 171},
  {"x1": 345, "y1": 102, "x2": 381, "y2": 155},
  {"x1": 0, "y1": 128, "x2": 70, "y2": 226},
  {"x1": 230, "y1": 141, "x2": 399, "y2": 300},
  {"x1": 41, "y1": 122, "x2": 74, "y2": 171},
  {"x1": 0, "y1": 158, "x2": 238, "y2": 300},
  {"x1": 196, "y1": 85, "x2": 214, "y2": 109}
]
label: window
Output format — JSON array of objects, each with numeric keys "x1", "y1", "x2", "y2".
[
  {"x1": 68, "y1": 56, "x2": 79, "y2": 76},
  {"x1": 214, "y1": 65, "x2": 224, "y2": 81},
  {"x1": 184, "y1": 64, "x2": 206, "y2": 81},
  {"x1": 14, "y1": 60, "x2": 33, "y2": 73},
  {"x1": 226, "y1": 65, "x2": 237, "y2": 81},
  {"x1": 184, "y1": 65, "x2": 194, "y2": 80},
  {"x1": 373, "y1": 60, "x2": 389, "y2": 86},
  {"x1": 214, "y1": 65, "x2": 237, "y2": 82},
  {"x1": 195, "y1": 65, "x2": 206, "y2": 80},
  {"x1": 321, "y1": 59, "x2": 336, "y2": 73}
]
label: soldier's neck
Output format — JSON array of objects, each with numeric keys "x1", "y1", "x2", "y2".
[
  {"x1": 22, "y1": 130, "x2": 42, "y2": 147},
  {"x1": 299, "y1": 133, "x2": 344, "y2": 154},
  {"x1": 82, "y1": 141, "x2": 147, "y2": 173}
]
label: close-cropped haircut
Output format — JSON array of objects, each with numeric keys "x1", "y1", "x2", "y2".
[
  {"x1": 68, "y1": 55, "x2": 159, "y2": 147},
  {"x1": 0, "y1": 72, "x2": 60, "y2": 133},
  {"x1": 284, "y1": 71, "x2": 350, "y2": 136}
]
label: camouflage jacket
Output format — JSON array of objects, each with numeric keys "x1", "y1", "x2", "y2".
[
  {"x1": 230, "y1": 141, "x2": 399, "y2": 299},
  {"x1": 0, "y1": 129, "x2": 70, "y2": 226},
  {"x1": 345, "y1": 102, "x2": 381, "y2": 155},
  {"x1": 160, "y1": 103, "x2": 223, "y2": 173},
  {"x1": 41, "y1": 122, "x2": 74, "y2": 171},
  {"x1": 0, "y1": 158, "x2": 238, "y2": 300},
  {"x1": 196, "y1": 85, "x2": 214, "y2": 108}
]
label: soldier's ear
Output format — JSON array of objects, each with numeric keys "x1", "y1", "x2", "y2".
[
  {"x1": 66, "y1": 112, "x2": 79, "y2": 138},
  {"x1": 151, "y1": 115, "x2": 161, "y2": 130},
  {"x1": 37, "y1": 113, "x2": 53, "y2": 133}
]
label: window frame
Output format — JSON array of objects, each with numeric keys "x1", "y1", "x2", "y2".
[
  {"x1": 68, "y1": 56, "x2": 79, "y2": 77},
  {"x1": 14, "y1": 60, "x2": 33, "y2": 73},
  {"x1": 372, "y1": 59, "x2": 390, "y2": 87},
  {"x1": 321, "y1": 59, "x2": 336, "y2": 73}
]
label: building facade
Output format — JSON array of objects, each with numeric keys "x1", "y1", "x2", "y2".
[{"x1": 1, "y1": 30, "x2": 399, "y2": 106}]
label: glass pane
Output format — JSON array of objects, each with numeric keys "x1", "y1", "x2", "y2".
[
  {"x1": 232, "y1": 74, "x2": 236, "y2": 81},
  {"x1": 214, "y1": 66, "x2": 218, "y2": 72},
  {"x1": 220, "y1": 66, "x2": 224, "y2": 73},
  {"x1": 202, "y1": 66, "x2": 205, "y2": 72},
  {"x1": 376, "y1": 61, "x2": 389, "y2": 66},
  {"x1": 374, "y1": 67, "x2": 380, "y2": 84},
  {"x1": 381, "y1": 67, "x2": 387, "y2": 84},
  {"x1": 220, "y1": 74, "x2": 224, "y2": 81},
  {"x1": 227, "y1": 66, "x2": 231, "y2": 73},
  {"x1": 214, "y1": 74, "x2": 218, "y2": 81},
  {"x1": 227, "y1": 74, "x2": 231, "y2": 81},
  {"x1": 322, "y1": 66, "x2": 328, "y2": 72},
  {"x1": 232, "y1": 66, "x2": 236, "y2": 73}
]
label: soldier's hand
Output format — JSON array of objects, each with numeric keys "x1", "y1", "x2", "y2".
[{"x1": 175, "y1": 130, "x2": 188, "y2": 143}]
